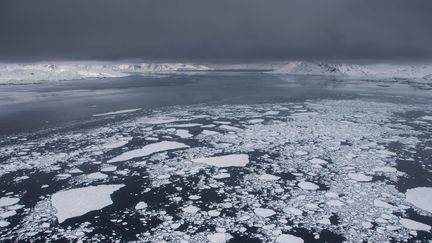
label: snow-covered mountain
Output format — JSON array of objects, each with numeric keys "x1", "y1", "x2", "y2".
[
  {"x1": 272, "y1": 61, "x2": 432, "y2": 82},
  {"x1": 0, "y1": 62, "x2": 210, "y2": 84}
]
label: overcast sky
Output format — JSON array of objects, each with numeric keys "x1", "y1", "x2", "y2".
[{"x1": 1, "y1": 0, "x2": 432, "y2": 62}]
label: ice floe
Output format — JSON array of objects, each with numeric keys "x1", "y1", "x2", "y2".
[
  {"x1": 108, "y1": 141, "x2": 189, "y2": 163},
  {"x1": 51, "y1": 184, "x2": 124, "y2": 223},
  {"x1": 192, "y1": 154, "x2": 249, "y2": 168},
  {"x1": 405, "y1": 187, "x2": 432, "y2": 213}
]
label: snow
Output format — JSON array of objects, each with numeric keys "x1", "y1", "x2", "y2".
[
  {"x1": 108, "y1": 141, "x2": 189, "y2": 163},
  {"x1": 271, "y1": 61, "x2": 432, "y2": 82},
  {"x1": 254, "y1": 208, "x2": 276, "y2": 217},
  {"x1": 192, "y1": 154, "x2": 249, "y2": 168},
  {"x1": 51, "y1": 184, "x2": 124, "y2": 223},
  {"x1": 420, "y1": 115, "x2": 432, "y2": 121},
  {"x1": 400, "y1": 218, "x2": 431, "y2": 231},
  {"x1": 348, "y1": 173, "x2": 373, "y2": 182},
  {"x1": 275, "y1": 234, "x2": 304, "y2": 243},
  {"x1": 213, "y1": 173, "x2": 230, "y2": 179},
  {"x1": 0, "y1": 62, "x2": 210, "y2": 84},
  {"x1": 93, "y1": 109, "x2": 141, "y2": 117},
  {"x1": 297, "y1": 181, "x2": 319, "y2": 190},
  {"x1": 0, "y1": 197, "x2": 19, "y2": 207},
  {"x1": 405, "y1": 187, "x2": 432, "y2": 213}
]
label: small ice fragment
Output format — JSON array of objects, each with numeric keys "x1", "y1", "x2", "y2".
[
  {"x1": 175, "y1": 129, "x2": 193, "y2": 138},
  {"x1": 182, "y1": 206, "x2": 200, "y2": 214},
  {"x1": 276, "y1": 234, "x2": 304, "y2": 243},
  {"x1": 258, "y1": 174, "x2": 280, "y2": 181},
  {"x1": 348, "y1": 173, "x2": 372, "y2": 182},
  {"x1": 309, "y1": 158, "x2": 328, "y2": 165},
  {"x1": 87, "y1": 172, "x2": 108, "y2": 179},
  {"x1": 254, "y1": 208, "x2": 276, "y2": 218},
  {"x1": 326, "y1": 200, "x2": 344, "y2": 207},
  {"x1": 298, "y1": 181, "x2": 319, "y2": 190},
  {"x1": 201, "y1": 130, "x2": 220, "y2": 136},
  {"x1": 135, "y1": 202, "x2": 148, "y2": 210},
  {"x1": 400, "y1": 218, "x2": 431, "y2": 231},
  {"x1": 192, "y1": 154, "x2": 249, "y2": 168},
  {"x1": 283, "y1": 207, "x2": 303, "y2": 216},
  {"x1": 207, "y1": 232, "x2": 232, "y2": 243},
  {"x1": 0, "y1": 197, "x2": 19, "y2": 207},
  {"x1": 0, "y1": 221, "x2": 10, "y2": 227},
  {"x1": 101, "y1": 166, "x2": 117, "y2": 172},
  {"x1": 208, "y1": 210, "x2": 221, "y2": 217}
]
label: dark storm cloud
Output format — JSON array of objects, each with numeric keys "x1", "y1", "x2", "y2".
[{"x1": 1, "y1": 0, "x2": 432, "y2": 61}]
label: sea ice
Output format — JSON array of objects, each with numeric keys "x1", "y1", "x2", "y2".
[
  {"x1": 400, "y1": 218, "x2": 431, "y2": 231},
  {"x1": 51, "y1": 184, "x2": 124, "y2": 223},
  {"x1": 108, "y1": 141, "x2": 189, "y2": 163},
  {"x1": 192, "y1": 154, "x2": 249, "y2": 168},
  {"x1": 254, "y1": 208, "x2": 276, "y2": 218},
  {"x1": 258, "y1": 174, "x2": 280, "y2": 181},
  {"x1": 298, "y1": 181, "x2": 319, "y2": 190},
  {"x1": 207, "y1": 232, "x2": 232, "y2": 243},
  {"x1": 348, "y1": 173, "x2": 373, "y2": 182},
  {"x1": 0, "y1": 197, "x2": 19, "y2": 207},
  {"x1": 405, "y1": 187, "x2": 432, "y2": 213},
  {"x1": 276, "y1": 234, "x2": 304, "y2": 243}
]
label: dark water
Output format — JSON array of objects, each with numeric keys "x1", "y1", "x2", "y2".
[{"x1": 1, "y1": 72, "x2": 431, "y2": 135}]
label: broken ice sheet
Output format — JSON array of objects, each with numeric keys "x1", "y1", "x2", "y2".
[{"x1": 0, "y1": 99, "x2": 432, "y2": 242}]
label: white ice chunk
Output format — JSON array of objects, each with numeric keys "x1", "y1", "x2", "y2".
[
  {"x1": 108, "y1": 141, "x2": 189, "y2": 163},
  {"x1": 87, "y1": 172, "x2": 108, "y2": 179},
  {"x1": 192, "y1": 154, "x2": 249, "y2": 168},
  {"x1": 100, "y1": 166, "x2": 117, "y2": 172},
  {"x1": 135, "y1": 202, "x2": 148, "y2": 210},
  {"x1": 182, "y1": 205, "x2": 200, "y2": 214},
  {"x1": 400, "y1": 218, "x2": 431, "y2": 231},
  {"x1": 348, "y1": 173, "x2": 372, "y2": 182},
  {"x1": 0, "y1": 197, "x2": 19, "y2": 207},
  {"x1": 207, "y1": 232, "x2": 232, "y2": 243},
  {"x1": 201, "y1": 130, "x2": 221, "y2": 136},
  {"x1": 276, "y1": 234, "x2": 304, "y2": 243},
  {"x1": 298, "y1": 181, "x2": 319, "y2": 190},
  {"x1": 51, "y1": 184, "x2": 124, "y2": 223},
  {"x1": 175, "y1": 129, "x2": 193, "y2": 138},
  {"x1": 406, "y1": 187, "x2": 432, "y2": 213},
  {"x1": 254, "y1": 208, "x2": 276, "y2": 218},
  {"x1": 309, "y1": 158, "x2": 328, "y2": 165},
  {"x1": 283, "y1": 207, "x2": 303, "y2": 216},
  {"x1": 258, "y1": 174, "x2": 280, "y2": 181}
]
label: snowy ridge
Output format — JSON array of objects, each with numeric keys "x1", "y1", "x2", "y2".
[
  {"x1": 272, "y1": 61, "x2": 432, "y2": 81},
  {"x1": 0, "y1": 62, "x2": 210, "y2": 84}
]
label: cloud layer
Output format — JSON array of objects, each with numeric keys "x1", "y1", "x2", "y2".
[{"x1": 1, "y1": 0, "x2": 432, "y2": 61}]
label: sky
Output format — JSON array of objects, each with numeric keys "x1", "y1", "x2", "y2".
[{"x1": 1, "y1": 0, "x2": 432, "y2": 62}]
